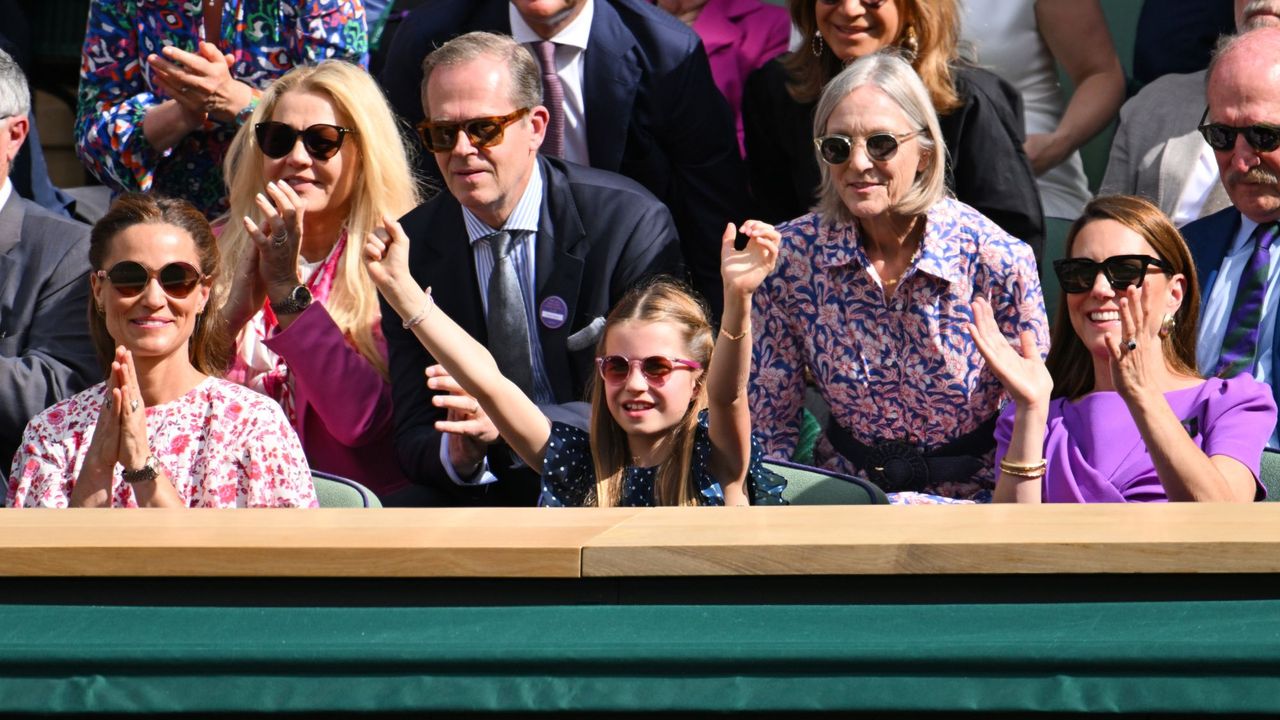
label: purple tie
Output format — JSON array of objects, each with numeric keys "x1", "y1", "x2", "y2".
[
  {"x1": 1214, "y1": 222, "x2": 1280, "y2": 378},
  {"x1": 534, "y1": 40, "x2": 565, "y2": 158}
]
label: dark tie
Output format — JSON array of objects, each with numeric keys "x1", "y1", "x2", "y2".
[
  {"x1": 533, "y1": 40, "x2": 565, "y2": 158},
  {"x1": 486, "y1": 231, "x2": 535, "y2": 395},
  {"x1": 1214, "y1": 222, "x2": 1280, "y2": 378}
]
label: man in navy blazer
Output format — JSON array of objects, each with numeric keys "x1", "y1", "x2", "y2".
[
  {"x1": 0, "y1": 49, "x2": 95, "y2": 475},
  {"x1": 383, "y1": 32, "x2": 682, "y2": 506},
  {"x1": 379, "y1": 0, "x2": 744, "y2": 316},
  {"x1": 1184, "y1": 27, "x2": 1280, "y2": 438}
]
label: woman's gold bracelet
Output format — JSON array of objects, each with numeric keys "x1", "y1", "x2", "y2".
[
  {"x1": 720, "y1": 325, "x2": 749, "y2": 341},
  {"x1": 402, "y1": 286, "x2": 435, "y2": 330},
  {"x1": 999, "y1": 458, "x2": 1047, "y2": 479}
]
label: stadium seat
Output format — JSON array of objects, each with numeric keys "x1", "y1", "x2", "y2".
[
  {"x1": 768, "y1": 459, "x2": 888, "y2": 505},
  {"x1": 312, "y1": 471, "x2": 383, "y2": 508}
]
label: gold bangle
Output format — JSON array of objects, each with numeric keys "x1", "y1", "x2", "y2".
[
  {"x1": 999, "y1": 458, "x2": 1047, "y2": 480},
  {"x1": 720, "y1": 326, "x2": 748, "y2": 341},
  {"x1": 402, "y1": 286, "x2": 434, "y2": 330},
  {"x1": 999, "y1": 458, "x2": 1047, "y2": 473}
]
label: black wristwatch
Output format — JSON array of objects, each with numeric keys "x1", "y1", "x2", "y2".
[
  {"x1": 270, "y1": 284, "x2": 313, "y2": 315},
  {"x1": 122, "y1": 455, "x2": 160, "y2": 484}
]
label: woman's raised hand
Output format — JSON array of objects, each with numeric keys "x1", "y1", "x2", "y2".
[
  {"x1": 1105, "y1": 285, "x2": 1162, "y2": 403},
  {"x1": 721, "y1": 220, "x2": 779, "y2": 297},
  {"x1": 242, "y1": 180, "x2": 305, "y2": 294},
  {"x1": 968, "y1": 297, "x2": 1052, "y2": 409},
  {"x1": 112, "y1": 348, "x2": 151, "y2": 474},
  {"x1": 148, "y1": 42, "x2": 255, "y2": 123}
]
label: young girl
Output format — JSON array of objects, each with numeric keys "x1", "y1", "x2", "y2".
[{"x1": 363, "y1": 217, "x2": 785, "y2": 506}]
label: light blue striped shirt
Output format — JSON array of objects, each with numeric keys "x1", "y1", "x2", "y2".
[
  {"x1": 442, "y1": 164, "x2": 555, "y2": 485},
  {"x1": 1197, "y1": 215, "x2": 1280, "y2": 449}
]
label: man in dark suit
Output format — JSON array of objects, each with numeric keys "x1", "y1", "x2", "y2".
[
  {"x1": 1184, "y1": 27, "x2": 1280, "y2": 446},
  {"x1": 0, "y1": 49, "x2": 95, "y2": 475},
  {"x1": 383, "y1": 32, "x2": 683, "y2": 505},
  {"x1": 379, "y1": 0, "x2": 743, "y2": 316}
]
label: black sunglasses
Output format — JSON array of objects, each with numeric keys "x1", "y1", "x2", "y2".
[
  {"x1": 814, "y1": 131, "x2": 921, "y2": 165},
  {"x1": 416, "y1": 108, "x2": 531, "y2": 152},
  {"x1": 1052, "y1": 254, "x2": 1173, "y2": 294},
  {"x1": 95, "y1": 261, "x2": 207, "y2": 299},
  {"x1": 1197, "y1": 107, "x2": 1280, "y2": 153},
  {"x1": 596, "y1": 355, "x2": 702, "y2": 386},
  {"x1": 255, "y1": 122, "x2": 354, "y2": 160}
]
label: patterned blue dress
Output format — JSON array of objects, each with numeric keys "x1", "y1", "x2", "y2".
[{"x1": 539, "y1": 410, "x2": 787, "y2": 507}]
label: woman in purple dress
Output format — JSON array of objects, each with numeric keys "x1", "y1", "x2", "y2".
[{"x1": 971, "y1": 195, "x2": 1275, "y2": 502}]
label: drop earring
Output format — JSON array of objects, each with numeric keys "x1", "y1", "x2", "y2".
[{"x1": 812, "y1": 30, "x2": 825, "y2": 57}]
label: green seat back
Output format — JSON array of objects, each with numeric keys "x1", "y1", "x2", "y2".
[
  {"x1": 312, "y1": 472, "x2": 383, "y2": 508},
  {"x1": 769, "y1": 460, "x2": 888, "y2": 505},
  {"x1": 1260, "y1": 450, "x2": 1280, "y2": 502}
]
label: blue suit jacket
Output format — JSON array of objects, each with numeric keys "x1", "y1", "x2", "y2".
[
  {"x1": 379, "y1": 0, "x2": 746, "y2": 315},
  {"x1": 1183, "y1": 206, "x2": 1280, "y2": 412},
  {"x1": 383, "y1": 156, "x2": 684, "y2": 506}
]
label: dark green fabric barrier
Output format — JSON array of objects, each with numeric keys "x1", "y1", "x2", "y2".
[{"x1": 0, "y1": 601, "x2": 1277, "y2": 713}]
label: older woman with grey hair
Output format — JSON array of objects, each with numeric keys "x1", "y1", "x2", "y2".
[{"x1": 749, "y1": 51, "x2": 1049, "y2": 503}]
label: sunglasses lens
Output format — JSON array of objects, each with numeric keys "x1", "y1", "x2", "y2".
[
  {"x1": 599, "y1": 356, "x2": 630, "y2": 382},
  {"x1": 1103, "y1": 257, "x2": 1147, "y2": 290},
  {"x1": 302, "y1": 126, "x2": 344, "y2": 160},
  {"x1": 465, "y1": 119, "x2": 505, "y2": 148},
  {"x1": 865, "y1": 133, "x2": 900, "y2": 162},
  {"x1": 818, "y1": 136, "x2": 851, "y2": 165},
  {"x1": 256, "y1": 123, "x2": 297, "y2": 159},
  {"x1": 639, "y1": 356, "x2": 675, "y2": 381},
  {"x1": 158, "y1": 263, "x2": 202, "y2": 298},
  {"x1": 1053, "y1": 260, "x2": 1096, "y2": 294},
  {"x1": 1247, "y1": 126, "x2": 1280, "y2": 152},
  {"x1": 106, "y1": 261, "x2": 149, "y2": 296}
]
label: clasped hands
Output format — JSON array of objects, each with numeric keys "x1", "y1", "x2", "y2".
[{"x1": 148, "y1": 42, "x2": 255, "y2": 124}]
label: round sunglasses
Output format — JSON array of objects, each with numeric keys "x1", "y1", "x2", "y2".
[
  {"x1": 1052, "y1": 254, "x2": 1173, "y2": 294},
  {"x1": 814, "y1": 130, "x2": 922, "y2": 165},
  {"x1": 596, "y1": 355, "x2": 702, "y2": 386},
  {"x1": 95, "y1": 261, "x2": 208, "y2": 299},
  {"x1": 416, "y1": 108, "x2": 531, "y2": 152},
  {"x1": 1196, "y1": 107, "x2": 1280, "y2": 153},
  {"x1": 255, "y1": 122, "x2": 355, "y2": 161}
]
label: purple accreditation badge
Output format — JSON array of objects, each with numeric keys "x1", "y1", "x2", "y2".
[{"x1": 539, "y1": 296, "x2": 568, "y2": 329}]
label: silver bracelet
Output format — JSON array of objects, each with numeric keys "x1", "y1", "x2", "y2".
[{"x1": 401, "y1": 287, "x2": 434, "y2": 330}]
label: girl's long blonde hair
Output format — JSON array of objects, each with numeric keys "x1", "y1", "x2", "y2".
[
  {"x1": 219, "y1": 60, "x2": 420, "y2": 377},
  {"x1": 588, "y1": 280, "x2": 715, "y2": 507}
]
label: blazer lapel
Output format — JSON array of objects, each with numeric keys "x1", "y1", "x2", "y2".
[
  {"x1": 1157, "y1": 131, "x2": 1206, "y2": 213},
  {"x1": 416, "y1": 198, "x2": 486, "y2": 343},
  {"x1": 533, "y1": 158, "x2": 586, "y2": 401},
  {"x1": 582, "y1": 0, "x2": 640, "y2": 172},
  {"x1": 0, "y1": 193, "x2": 26, "y2": 258}
]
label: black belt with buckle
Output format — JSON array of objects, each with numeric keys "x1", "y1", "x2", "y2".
[{"x1": 825, "y1": 414, "x2": 998, "y2": 493}]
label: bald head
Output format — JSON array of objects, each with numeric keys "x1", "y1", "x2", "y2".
[{"x1": 1205, "y1": 27, "x2": 1280, "y2": 224}]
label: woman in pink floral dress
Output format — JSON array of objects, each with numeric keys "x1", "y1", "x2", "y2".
[
  {"x1": 7, "y1": 195, "x2": 316, "y2": 508},
  {"x1": 749, "y1": 52, "x2": 1049, "y2": 503}
]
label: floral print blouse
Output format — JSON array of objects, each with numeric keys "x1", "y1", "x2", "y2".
[
  {"x1": 539, "y1": 410, "x2": 787, "y2": 506},
  {"x1": 750, "y1": 198, "x2": 1049, "y2": 500},
  {"x1": 75, "y1": 0, "x2": 367, "y2": 218},
  {"x1": 8, "y1": 377, "x2": 317, "y2": 508}
]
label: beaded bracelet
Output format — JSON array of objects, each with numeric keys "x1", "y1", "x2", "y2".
[{"x1": 402, "y1": 287, "x2": 435, "y2": 330}]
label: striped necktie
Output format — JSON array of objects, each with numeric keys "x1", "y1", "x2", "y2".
[
  {"x1": 1214, "y1": 222, "x2": 1280, "y2": 378},
  {"x1": 534, "y1": 40, "x2": 565, "y2": 158}
]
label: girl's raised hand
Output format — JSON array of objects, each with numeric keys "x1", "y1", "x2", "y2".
[
  {"x1": 362, "y1": 214, "x2": 413, "y2": 292},
  {"x1": 967, "y1": 297, "x2": 1052, "y2": 410},
  {"x1": 721, "y1": 220, "x2": 779, "y2": 297}
]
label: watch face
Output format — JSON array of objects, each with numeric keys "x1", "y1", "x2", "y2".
[{"x1": 293, "y1": 285, "x2": 313, "y2": 304}]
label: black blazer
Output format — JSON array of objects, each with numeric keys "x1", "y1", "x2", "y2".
[
  {"x1": 383, "y1": 156, "x2": 684, "y2": 506},
  {"x1": 742, "y1": 58, "x2": 1045, "y2": 261},
  {"x1": 379, "y1": 0, "x2": 745, "y2": 315},
  {"x1": 0, "y1": 194, "x2": 96, "y2": 475}
]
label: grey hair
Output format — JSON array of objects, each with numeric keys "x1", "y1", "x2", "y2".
[
  {"x1": 812, "y1": 51, "x2": 947, "y2": 226},
  {"x1": 420, "y1": 31, "x2": 542, "y2": 115},
  {"x1": 0, "y1": 48, "x2": 29, "y2": 120}
]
